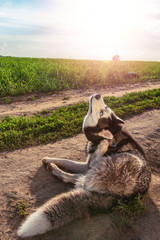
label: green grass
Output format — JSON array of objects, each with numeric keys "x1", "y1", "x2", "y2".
[
  {"x1": 112, "y1": 194, "x2": 147, "y2": 215},
  {"x1": 0, "y1": 88, "x2": 160, "y2": 152},
  {"x1": 111, "y1": 194, "x2": 147, "y2": 230},
  {"x1": 0, "y1": 57, "x2": 160, "y2": 97}
]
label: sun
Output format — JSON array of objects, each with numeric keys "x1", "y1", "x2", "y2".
[
  {"x1": 74, "y1": 0, "x2": 147, "y2": 57},
  {"x1": 83, "y1": 0, "x2": 142, "y2": 36}
]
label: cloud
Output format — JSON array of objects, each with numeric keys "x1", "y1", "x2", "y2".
[{"x1": 0, "y1": 7, "x2": 56, "y2": 30}]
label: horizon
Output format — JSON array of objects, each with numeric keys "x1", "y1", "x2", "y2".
[
  {"x1": 1, "y1": 55, "x2": 160, "y2": 63},
  {"x1": 0, "y1": 0, "x2": 160, "y2": 61}
]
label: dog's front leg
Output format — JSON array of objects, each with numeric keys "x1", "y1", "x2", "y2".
[
  {"x1": 46, "y1": 163, "x2": 82, "y2": 184},
  {"x1": 89, "y1": 140, "x2": 110, "y2": 167},
  {"x1": 95, "y1": 139, "x2": 110, "y2": 157},
  {"x1": 42, "y1": 157, "x2": 88, "y2": 173}
]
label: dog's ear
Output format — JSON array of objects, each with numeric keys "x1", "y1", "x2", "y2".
[
  {"x1": 97, "y1": 129, "x2": 113, "y2": 140},
  {"x1": 116, "y1": 115, "x2": 125, "y2": 124},
  {"x1": 111, "y1": 113, "x2": 124, "y2": 124}
]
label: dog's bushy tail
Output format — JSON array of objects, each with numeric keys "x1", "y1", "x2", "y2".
[{"x1": 17, "y1": 188, "x2": 114, "y2": 238}]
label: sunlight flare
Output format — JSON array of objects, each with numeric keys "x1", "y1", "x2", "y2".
[{"x1": 69, "y1": 0, "x2": 149, "y2": 57}]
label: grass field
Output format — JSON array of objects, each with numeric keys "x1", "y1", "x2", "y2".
[
  {"x1": 0, "y1": 57, "x2": 160, "y2": 97},
  {"x1": 0, "y1": 88, "x2": 160, "y2": 151}
]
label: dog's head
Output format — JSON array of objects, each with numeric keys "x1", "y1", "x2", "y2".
[{"x1": 83, "y1": 94, "x2": 124, "y2": 143}]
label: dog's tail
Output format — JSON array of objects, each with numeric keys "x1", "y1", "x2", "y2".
[{"x1": 17, "y1": 188, "x2": 114, "y2": 238}]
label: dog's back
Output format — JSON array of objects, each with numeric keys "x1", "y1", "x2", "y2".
[{"x1": 83, "y1": 128, "x2": 151, "y2": 197}]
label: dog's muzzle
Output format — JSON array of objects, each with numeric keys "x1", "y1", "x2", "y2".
[{"x1": 90, "y1": 94, "x2": 101, "y2": 113}]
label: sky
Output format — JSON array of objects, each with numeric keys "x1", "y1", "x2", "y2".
[{"x1": 0, "y1": 0, "x2": 160, "y2": 61}]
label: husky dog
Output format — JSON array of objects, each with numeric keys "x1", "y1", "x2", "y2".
[{"x1": 17, "y1": 94, "x2": 151, "y2": 238}]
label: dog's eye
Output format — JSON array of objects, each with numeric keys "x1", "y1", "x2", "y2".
[{"x1": 100, "y1": 110, "x2": 103, "y2": 117}]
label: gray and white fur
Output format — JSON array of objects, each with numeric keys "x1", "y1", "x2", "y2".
[{"x1": 17, "y1": 94, "x2": 151, "y2": 238}]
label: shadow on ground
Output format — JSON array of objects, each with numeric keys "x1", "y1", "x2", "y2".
[{"x1": 30, "y1": 166, "x2": 73, "y2": 208}]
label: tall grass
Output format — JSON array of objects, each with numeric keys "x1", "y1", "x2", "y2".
[{"x1": 0, "y1": 57, "x2": 160, "y2": 97}]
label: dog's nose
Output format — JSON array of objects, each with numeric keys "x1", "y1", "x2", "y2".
[{"x1": 95, "y1": 94, "x2": 101, "y2": 100}]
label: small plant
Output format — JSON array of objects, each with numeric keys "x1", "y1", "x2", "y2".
[
  {"x1": 40, "y1": 109, "x2": 52, "y2": 115},
  {"x1": 112, "y1": 194, "x2": 147, "y2": 215},
  {"x1": 8, "y1": 198, "x2": 14, "y2": 204},
  {"x1": 5, "y1": 97, "x2": 11, "y2": 104},
  {"x1": 16, "y1": 200, "x2": 28, "y2": 217},
  {"x1": 27, "y1": 96, "x2": 35, "y2": 101},
  {"x1": 63, "y1": 96, "x2": 70, "y2": 101},
  {"x1": 111, "y1": 194, "x2": 147, "y2": 230}
]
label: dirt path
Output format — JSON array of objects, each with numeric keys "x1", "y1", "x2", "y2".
[
  {"x1": 1, "y1": 81, "x2": 160, "y2": 117},
  {"x1": 0, "y1": 107, "x2": 160, "y2": 240}
]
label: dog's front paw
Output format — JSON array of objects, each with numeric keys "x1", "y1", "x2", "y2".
[
  {"x1": 46, "y1": 163, "x2": 53, "y2": 172},
  {"x1": 85, "y1": 141, "x2": 97, "y2": 155},
  {"x1": 42, "y1": 157, "x2": 50, "y2": 165},
  {"x1": 46, "y1": 163, "x2": 59, "y2": 175},
  {"x1": 42, "y1": 157, "x2": 51, "y2": 169}
]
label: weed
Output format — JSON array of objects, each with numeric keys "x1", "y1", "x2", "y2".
[
  {"x1": 16, "y1": 200, "x2": 28, "y2": 217},
  {"x1": 40, "y1": 109, "x2": 52, "y2": 115},
  {"x1": 5, "y1": 97, "x2": 11, "y2": 104},
  {"x1": 112, "y1": 194, "x2": 147, "y2": 215},
  {"x1": 27, "y1": 96, "x2": 35, "y2": 101},
  {"x1": 111, "y1": 194, "x2": 147, "y2": 230},
  {"x1": 8, "y1": 198, "x2": 14, "y2": 204},
  {"x1": 63, "y1": 96, "x2": 70, "y2": 101}
]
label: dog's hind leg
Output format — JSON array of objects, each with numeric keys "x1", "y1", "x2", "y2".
[
  {"x1": 46, "y1": 163, "x2": 82, "y2": 183},
  {"x1": 42, "y1": 157, "x2": 88, "y2": 173}
]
